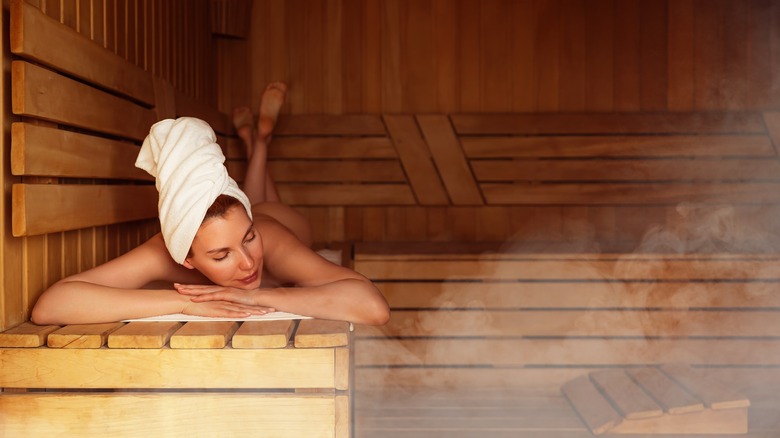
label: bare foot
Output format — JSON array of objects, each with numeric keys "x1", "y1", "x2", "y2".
[
  {"x1": 232, "y1": 106, "x2": 254, "y2": 158},
  {"x1": 257, "y1": 82, "x2": 287, "y2": 142}
]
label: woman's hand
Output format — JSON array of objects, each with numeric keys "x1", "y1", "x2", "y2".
[
  {"x1": 181, "y1": 299, "x2": 273, "y2": 319},
  {"x1": 175, "y1": 283, "x2": 275, "y2": 313}
]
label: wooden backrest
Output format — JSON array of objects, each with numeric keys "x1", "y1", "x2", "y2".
[{"x1": 9, "y1": 0, "x2": 235, "y2": 238}]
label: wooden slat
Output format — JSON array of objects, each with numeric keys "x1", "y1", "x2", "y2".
[
  {"x1": 270, "y1": 137, "x2": 397, "y2": 159},
  {"x1": 660, "y1": 363, "x2": 751, "y2": 410},
  {"x1": 355, "y1": 257, "x2": 780, "y2": 281},
  {"x1": 481, "y1": 182, "x2": 780, "y2": 205},
  {"x1": 12, "y1": 184, "x2": 158, "y2": 237},
  {"x1": 355, "y1": 338, "x2": 780, "y2": 367},
  {"x1": 764, "y1": 111, "x2": 780, "y2": 155},
  {"x1": 107, "y1": 321, "x2": 182, "y2": 349},
  {"x1": 11, "y1": 123, "x2": 150, "y2": 180},
  {"x1": 383, "y1": 115, "x2": 449, "y2": 205},
  {"x1": 47, "y1": 323, "x2": 124, "y2": 349},
  {"x1": 169, "y1": 321, "x2": 239, "y2": 349},
  {"x1": 232, "y1": 320, "x2": 296, "y2": 349},
  {"x1": 0, "y1": 393, "x2": 339, "y2": 436},
  {"x1": 0, "y1": 348, "x2": 339, "y2": 388},
  {"x1": 471, "y1": 159, "x2": 780, "y2": 182},
  {"x1": 268, "y1": 160, "x2": 406, "y2": 182},
  {"x1": 626, "y1": 367, "x2": 704, "y2": 415},
  {"x1": 372, "y1": 281, "x2": 780, "y2": 309},
  {"x1": 11, "y1": 61, "x2": 157, "y2": 141},
  {"x1": 608, "y1": 406, "x2": 748, "y2": 435},
  {"x1": 589, "y1": 370, "x2": 664, "y2": 420},
  {"x1": 294, "y1": 320, "x2": 350, "y2": 348},
  {"x1": 275, "y1": 114, "x2": 387, "y2": 136},
  {"x1": 277, "y1": 183, "x2": 416, "y2": 206},
  {"x1": 451, "y1": 113, "x2": 767, "y2": 135},
  {"x1": 9, "y1": 0, "x2": 155, "y2": 105},
  {"x1": 461, "y1": 134, "x2": 776, "y2": 158},
  {"x1": 174, "y1": 89, "x2": 230, "y2": 135},
  {"x1": 356, "y1": 309, "x2": 780, "y2": 338},
  {"x1": 417, "y1": 115, "x2": 483, "y2": 205},
  {"x1": 0, "y1": 322, "x2": 59, "y2": 347},
  {"x1": 561, "y1": 375, "x2": 622, "y2": 435}
]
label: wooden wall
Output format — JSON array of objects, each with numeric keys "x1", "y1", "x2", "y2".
[
  {"x1": 221, "y1": 0, "x2": 780, "y2": 244},
  {"x1": 0, "y1": 0, "x2": 223, "y2": 330}
]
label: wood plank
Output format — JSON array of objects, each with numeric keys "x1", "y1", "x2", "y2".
[
  {"x1": 11, "y1": 61, "x2": 157, "y2": 141},
  {"x1": 108, "y1": 321, "x2": 183, "y2": 349},
  {"x1": 174, "y1": 89, "x2": 230, "y2": 135},
  {"x1": 417, "y1": 115, "x2": 483, "y2": 205},
  {"x1": 270, "y1": 137, "x2": 397, "y2": 159},
  {"x1": 608, "y1": 406, "x2": 748, "y2": 435},
  {"x1": 275, "y1": 114, "x2": 387, "y2": 136},
  {"x1": 0, "y1": 393, "x2": 339, "y2": 437},
  {"x1": 334, "y1": 347, "x2": 350, "y2": 391},
  {"x1": 355, "y1": 338, "x2": 780, "y2": 367},
  {"x1": 169, "y1": 321, "x2": 239, "y2": 349},
  {"x1": 268, "y1": 160, "x2": 406, "y2": 182},
  {"x1": 0, "y1": 322, "x2": 60, "y2": 347},
  {"x1": 481, "y1": 182, "x2": 780, "y2": 205},
  {"x1": 589, "y1": 370, "x2": 664, "y2": 420},
  {"x1": 355, "y1": 257, "x2": 780, "y2": 281},
  {"x1": 0, "y1": 347, "x2": 339, "y2": 388},
  {"x1": 12, "y1": 184, "x2": 158, "y2": 237},
  {"x1": 277, "y1": 183, "x2": 416, "y2": 206},
  {"x1": 383, "y1": 115, "x2": 449, "y2": 205},
  {"x1": 471, "y1": 159, "x2": 780, "y2": 182},
  {"x1": 355, "y1": 309, "x2": 780, "y2": 338},
  {"x1": 371, "y1": 281, "x2": 780, "y2": 310},
  {"x1": 625, "y1": 367, "x2": 704, "y2": 414},
  {"x1": 294, "y1": 320, "x2": 350, "y2": 348},
  {"x1": 9, "y1": 0, "x2": 155, "y2": 105},
  {"x1": 10, "y1": 123, "x2": 150, "y2": 180},
  {"x1": 660, "y1": 363, "x2": 751, "y2": 410},
  {"x1": 335, "y1": 394, "x2": 350, "y2": 438},
  {"x1": 763, "y1": 111, "x2": 780, "y2": 155},
  {"x1": 561, "y1": 375, "x2": 622, "y2": 435},
  {"x1": 231, "y1": 320, "x2": 296, "y2": 349},
  {"x1": 46, "y1": 323, "x2": 124, "y2": 349},
  {"x1": 451, "y1": 113, "x2": 767, "y2": 135},
  {"x1": 461, "y1": 135, "x2": 775, "y2": 158}
]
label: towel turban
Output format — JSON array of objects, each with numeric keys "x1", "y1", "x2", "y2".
[{"x1": 136, "y1": 117, "x2": 253, "y2": 264}]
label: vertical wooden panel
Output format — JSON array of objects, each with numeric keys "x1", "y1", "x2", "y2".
[
  {"x1": 668, "y1": 0, "x2": 695, "y2": 111},
  {"x1": 721, "y1": 0, "x2": 748, "y2": 110},
  {"x1": 585, "y1": 0, "x2": 614, "y2": 111},
  {"x1": 341, "y1": 0, "x2": 363, "y2": 113},
  {"x1": 481, "y1": 0, "x2": 512, "y2": 111},
  {"x1": 510, "y1": 0, "x2": 535, "y2": 111},
  {"x1": 558, "y1": 0, "x2": 586, "y2": 111},
  {"x1": 92, "y1": 0, "x2": 105, "y2": 47},
  {"x1": 639, "y1": 0, "x2": 667, "y2": 110},
  {"x1": 381, "y1": 0, "x2": 403, "y2": 112},
  {"x1": 694, "y1": 0, "x2": 723, "y2": 110},
  {"x1": 458, "y1": 0, "x2": 481, "y2": 111},
  {"x1": 362, "y1": 0, "x2": 382, "y2": 112},
  {"x1": 613, "y1": 0, "x2": 641, "y2": 110},
  {"x1": 746, "y1": 0, "x2": 773, "y2": 110},
  {"x1": 432, "y1": 0, "x2": 459, "y2": 112},
  {"x1": 533, "y1": 0, "x2": 560, "y2": 111}
]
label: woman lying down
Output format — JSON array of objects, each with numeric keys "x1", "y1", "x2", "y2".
[{"x1": 31, "y1": 83, "x2": 390, "y2": 326}]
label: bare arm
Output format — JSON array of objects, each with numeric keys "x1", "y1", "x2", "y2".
[
  {"x1": 31, "y1": 234, "x2": 270, "y2": 325},
  {"x1": 177, "y1": 220, "x2": 390, "y2": 325}
]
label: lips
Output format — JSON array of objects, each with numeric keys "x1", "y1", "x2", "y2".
[{"x1": 239, "y1": 270, "x2": 258, "y2": 285}]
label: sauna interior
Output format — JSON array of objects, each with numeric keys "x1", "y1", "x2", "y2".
[{"x1": 3, "y1": 0, "x2": 780, "y2": 436}]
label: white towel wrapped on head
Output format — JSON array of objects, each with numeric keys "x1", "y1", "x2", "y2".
[{"x1": 136, "y1": 117, "x2": 253, "y2": 264}]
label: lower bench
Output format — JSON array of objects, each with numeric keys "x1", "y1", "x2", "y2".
[{"x1": 0, "y1": 319, "x2": 352, "y2": 437}]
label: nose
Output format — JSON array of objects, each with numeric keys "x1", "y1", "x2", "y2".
[{"x1": 237, "y1": 247, "x2": 254, "y2": 270}]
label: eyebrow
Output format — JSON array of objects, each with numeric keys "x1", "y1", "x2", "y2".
[{"x1": 205, "y1": 224, "x2": 255, "y2": 255}]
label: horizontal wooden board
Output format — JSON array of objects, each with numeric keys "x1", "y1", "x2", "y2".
[
  {"x1": 355, "y1": 309, "x2": 780, "y2": 338},
  {"x1": 9, "y1": 0, "x2": 155, "y2": 105},
  {"x1": 11, "y1": 61, "x2": 157, "y2": 141},
  {"x1": 270, "y1": 137, "x2": 397, "y2": 159},
  {"x1": 451, "y1": 113, "x2": 767, "y2": 135},
  {"x1": 461, "y1": 135, "x2": 775, "y2": 158},
  {"x1": 0, "y1": 393, "x2": 339, "y2": 437},
  {"x1": 0, "y1": 348, "x2": 338, "y2": 388},
  {"x1": 355, "y1": 257, "x2": 780, "y2": 280},
  {"x1": 12, "y1": 184, "x2": 158, "y2": 236},
  {"x1": 268, "y1": 160, "x2": 406, "y2": 182},
  {"x1": 354, "y1": 338, "x2": 780, "y2": 367},
  {"x1": 471, "y1": 159, "x2": 780, "y2": 182},
  {"x1": 275, "y1": 114, "x2": 387, "y2": 136},
  {"x1": 11, "y1": 123, "x2": 150, "y2": 180},
  {"x1": 371, "y1": 281, "x2": 780, "y2": 309},
  {"x1": 481, "y1": 182, "x2": 780, "y2": 205},
  {"x1": 278, "y1": 183, "x2": 416, "y2": 205}
]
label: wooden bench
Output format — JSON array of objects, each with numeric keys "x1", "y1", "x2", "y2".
[{"x1": 0, "y1": 319, "x2": 352, "y2": 436}]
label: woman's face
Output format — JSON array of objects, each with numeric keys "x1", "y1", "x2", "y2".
[{"x1": 184, "y1": 205, "x2": 263, "y2": 289}]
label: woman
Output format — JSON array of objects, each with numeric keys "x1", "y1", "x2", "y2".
[{"x1": 31, "y1": 83, "x2": 390, "y2": 326}]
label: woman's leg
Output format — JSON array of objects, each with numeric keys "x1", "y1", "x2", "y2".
[{"x1": 233, "y1": 83, "x2": 312, "y2": 245}]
